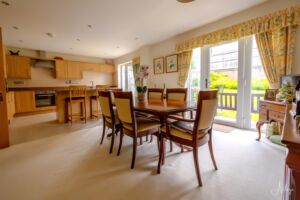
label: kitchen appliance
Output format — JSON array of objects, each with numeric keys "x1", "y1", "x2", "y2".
[{"x1": 35, "y1": 90, "x2": 56, "y2": 107}]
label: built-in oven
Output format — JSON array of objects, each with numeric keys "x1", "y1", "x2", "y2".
[{"x1": 35, "y1": 90, "x2": 56, "y2": 107}]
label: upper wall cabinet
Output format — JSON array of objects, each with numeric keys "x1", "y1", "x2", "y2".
[
  {"x1": 55, "y1": 60, "x2": 114, "y2": 80},
  {"x1": 6, "y1": 55, "x2": 31, "y2": 79},
  {"x1": 55, "y1": 60, "x2": 82, "y2": 80}
]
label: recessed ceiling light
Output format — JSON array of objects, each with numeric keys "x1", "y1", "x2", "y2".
[
  {"x1": 176, "y1": 0, "x2": 195, "y2": 3},
  {"x1": 1, "y1": 1, "x2": 10, "y2": 6},
  {"x1": 69, "y1": 48, "x2": 73, "y2": 50},
  {"x1": 12, "y1": 26, "x2": 19, "y2": 30},
  {"x1": 87, "y1": 24, "x2": 92, "y2": 29},
  {"x1": 134, "y1": 37, "x2": 139, "y2": 41},
  {"x1": 116, "y1": 46, "x2": 120, "y2": 49},
  {"x1": 76, "y1": 38, "x2": 80, "y2": 42},
  {"x1": 46, "y1": 32, "x2": 55, "y2": 38},
  {"x1": 18, "y1": 40, "x2": 23, "y2": 43}
]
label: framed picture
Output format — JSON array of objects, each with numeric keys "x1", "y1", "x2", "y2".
[
  {"x1": 153, "y1": 57, "x2": 164, "y2": 74},
  {"x1": 264, "y1": 89, "x2": 278, "y2": 101},
  {"x1": 165, "y1": 54, "x2": 178, "y2": 73}
]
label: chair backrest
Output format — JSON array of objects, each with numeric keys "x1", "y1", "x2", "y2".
[
  {"x1": 193, "y1": 90, "x2": 218, "y2": 139},
  {"x1": 166, "y1": 88, "x2": 187, "y2": 101},
  {"x1": 114, "y1": 92, "x2": 135, "y2": 129},
  {"x1": 107, "y1": 88, "x2": 122, "y2": 104},
  {"x1": 148, "y1": 88, "x2": 164, "y2": 100},
  {"x1": 98, "y1": 91, "x2": 115, "y2": 122},
  {"x1": 69, "y1": 85, "x2": 87, "y2": 99}
]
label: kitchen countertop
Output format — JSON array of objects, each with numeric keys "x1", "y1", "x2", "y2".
[{"x1": 7, "y1": 86, "x2": 118, "y2": 92}]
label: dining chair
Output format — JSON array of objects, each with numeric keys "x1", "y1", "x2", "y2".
[
  {"x1": 158, "y1": 90, "x2": 218, "y2": 187},
  {"x1": 98, "y1": 91, "x2": 121, "y2": 154},
  {"x1": 166, "y1": 88, "x2": 188, "y2": 151},
  {"x1": 114, "y1": 91, "x2": 161, "y2": 169},
  {"x1": 90, "y1": 85, "x2": 109, "y2": 120},
  {"x1": 65, "y1": 85, "x2": 87, "y2": 124},
  {"x1": 148, "y1": 88, "x2": 164, "y2": 100}
]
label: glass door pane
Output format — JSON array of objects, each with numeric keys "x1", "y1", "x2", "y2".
[
  {"x1": 209, "y1": 41, "x2": 239, "y2": 123},
  {"x1": 187, "y1": 48, "x2": 201, "y2": 104}
]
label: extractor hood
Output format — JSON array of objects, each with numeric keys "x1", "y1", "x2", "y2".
[{"x1": 33, "y1": 50, "x2": 55, "y2": 69}]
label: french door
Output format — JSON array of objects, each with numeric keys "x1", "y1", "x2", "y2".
[
  {"x1": 118, "y1": 62, "x2": 135, "y2": 93},
  {"x1": 198, "y1": 36, "x2": 267, "y2": 129}
]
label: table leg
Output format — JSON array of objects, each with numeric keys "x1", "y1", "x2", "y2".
[{"x1": 256, "y1": 121, "x2": 264, "y2": 141}]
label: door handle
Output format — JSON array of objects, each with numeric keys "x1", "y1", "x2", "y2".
[{"x1": 205, "y1": 79, "x2": 208, "y2": 89}]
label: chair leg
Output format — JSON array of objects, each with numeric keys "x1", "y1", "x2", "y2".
[
  {"x1": 208, "y1": 130, "x2": 218, "y2": 170},
  {"x1": 157, "y1": 131, "x2": 162, "y2": 174},
  {"x1": 117, "y1": 128, "x2": 124, "y2": 156},
  {"x1": 90, "y1": 98, "x2": 93, "y2": 119},
  {"x1": 162, "y1": 138, "x2": 166, "y2": 165},
  {"x1": 109, "y1": 126, "x2": 115, "y2": 154},
  {"x1": 84, "y1": 99, "x2": 87, "y2": 123},
  {"x1": 139, "y1": 137, "x2": 143, "y2": 145},
  {"x1": 146, "y1": 134, "x2": 148, "y2": 141},
  {"x1": 100, "y1": 120, "x2": 106, "y2": 144},
  {"x1": 169, "y1": 140, "x2": 173, "y2": 152},
  {"x1": 193, "y1": 147, "x2": 203, "y2": 187},
  {"x1": 131, "y1": 137, "x2": 137, "y2": 169},
  {"x1": 150, "y1": 134, "x2": 153, "y2": 143}
]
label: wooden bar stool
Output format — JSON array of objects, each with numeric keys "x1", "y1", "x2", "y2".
[
  {"x1": 90, "y1": 85, "x2": 108, "y2": 119},
  {"x1": 66, "y1": 85, "x2": 87, "y2": 124}
]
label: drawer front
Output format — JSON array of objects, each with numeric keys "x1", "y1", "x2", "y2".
[
  {"x1": 259, "y1": 102, "x2": 267, "y2": 110},
  {"x1": 266, "y1": 104, "x2": 286, "y2": 113},
  {"x1": 269, "y1": 111, "x2": 285, "y2": 122}
]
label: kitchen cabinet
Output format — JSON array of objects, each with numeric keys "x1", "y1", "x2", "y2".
[
  {"x1": 55, "y1": 60, "x2": 114, "y2": 80},
  {"x1": 67, "y1": 61, "x2": 82, "y2": 79},
  {"x1": 55, "y1": 60, "x2": 82, "y2": 80},
  {"x1": 6, "y1": 92, "x2": 15, "y2": 120},
  {"x1": 6, "y1": 55, "x2": 31, "y2": 79},
  {"x1": 14, "y1": 91, "x2": 36, "y2": 113}
]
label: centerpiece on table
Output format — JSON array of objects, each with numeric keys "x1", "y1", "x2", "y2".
[{"x1": 135, "y1": 65, "x2": 149, "y2": 101}]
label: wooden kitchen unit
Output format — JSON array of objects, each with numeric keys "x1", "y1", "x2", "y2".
[
  {"x1": 56, "y1": 88, "x2": 101, "y2": 123},
  {"x1": 6, "y1": 55, "x2": 31, "y2": 79}
]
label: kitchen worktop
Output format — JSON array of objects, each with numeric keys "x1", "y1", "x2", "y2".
[{"x1": 7, "y1": 86, "x2": 96, "y2": 91}]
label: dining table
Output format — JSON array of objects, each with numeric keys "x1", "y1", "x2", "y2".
[{"x1": 133, "y1": 98, "x2": 195, "y2": 167}]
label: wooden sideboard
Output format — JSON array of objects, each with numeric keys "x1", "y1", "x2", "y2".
[
  {"x1": 281, "y1": 105, "x2": 300, "y2": 200},
  {"x1": 256, "y1": 100, "x2": 287, "y2": 141}
]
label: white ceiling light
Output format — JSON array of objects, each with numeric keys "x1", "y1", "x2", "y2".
[{"x1": 46, "y1": 32, "x2": 55, "y2": 38}]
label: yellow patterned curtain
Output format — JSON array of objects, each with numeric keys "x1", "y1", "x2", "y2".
[
  {"x1": 255, "y1": 25, "x2": 297, "y2": 89},
  {"x1": 177, "y1": 50, "x2": 193, "y2": 87},
  {"x1": 176, "y1": 5, "x2": 300, "y2": 53}
]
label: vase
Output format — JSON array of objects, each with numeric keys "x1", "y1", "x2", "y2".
[{"x1": 138, "y1": 93, "x2": 145, "y2": 101}]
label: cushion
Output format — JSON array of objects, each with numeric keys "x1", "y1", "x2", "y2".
[
  {"x1": 123, "y1": 118, "x2": 160, "y2": 133},
  {"x1": 161, "y1": 126, "x2": 193, "y2": 141}
]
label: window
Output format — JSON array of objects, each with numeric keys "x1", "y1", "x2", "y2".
[
  {"x1": 118, "y1": 62, "x2": 135, "y2": 93},
  {"x1": 187, "y1": 48, "x2": 201, "y2": 103}
]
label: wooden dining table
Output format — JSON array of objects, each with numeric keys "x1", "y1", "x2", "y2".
[{"x1": 133, "y1": 98, "x2": 195, "y2": 165}]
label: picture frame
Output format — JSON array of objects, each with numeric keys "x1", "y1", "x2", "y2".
[
  {"x1": 165, "y1": 54, "x2": 178, "y2": 73},
  {"x1": 264, "y1": 89, "x2": 278, "y2": 101},
  {"x1": 153, "y1": 57, "x2": 164, "y2": 74}
]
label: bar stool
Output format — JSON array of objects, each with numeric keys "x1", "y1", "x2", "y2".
[
  {"x1": 66, "y1": 85, "x2": 87, "y2": 124},
  {"x1": 90, "y1": 85, "x2": 109, "y2": 120}
]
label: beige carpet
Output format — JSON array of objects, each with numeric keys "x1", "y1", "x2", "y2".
[{"x1": 0, "y1": 113, "x2": 286, "y2": 200}]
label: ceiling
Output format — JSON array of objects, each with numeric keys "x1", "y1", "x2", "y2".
[{"x1": 0, "y1": 0, "x2": 267, "y2": 59}]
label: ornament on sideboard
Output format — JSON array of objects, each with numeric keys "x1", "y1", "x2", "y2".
[
  {"x1": 277, "y1": 81, "x2": 295, "y2": 103},
  {"x1": 9, "y1": 50, "x2": 20, "y2": 56}
]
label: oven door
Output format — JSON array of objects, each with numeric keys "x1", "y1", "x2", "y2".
[{"x1": 35, "y1": 94, "x2": 55, "y2": 107}]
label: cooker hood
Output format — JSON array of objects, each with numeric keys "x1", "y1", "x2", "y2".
[{"x1": 33, "y1": 50, "x2": 55, "y2": 69}]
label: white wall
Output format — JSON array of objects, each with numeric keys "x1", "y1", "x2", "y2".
[
  {"x1": 114, "y1": 0, "x2": 300, "y2": 88},
  {"x1": 5, "y1": 46, "x2": 113, "y2": 87}
]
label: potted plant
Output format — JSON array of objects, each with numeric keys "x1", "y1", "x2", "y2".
[
  {"x1": 135, "y1": 65, "x2": 149, "y2": 101},
  {"x1": 277, "y1": 81, "x2": 295, "y2": 103}
]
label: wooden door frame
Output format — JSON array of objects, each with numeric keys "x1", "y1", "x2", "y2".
[{"x1": 0, "y1": 27, "x2": 10, "y2": 148}]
